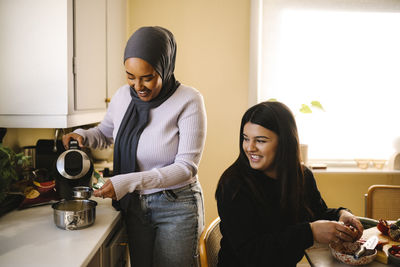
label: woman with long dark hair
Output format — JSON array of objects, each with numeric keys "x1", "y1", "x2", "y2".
[{"x1": 215, "y1": 101, "x2": 363, "y2": 266}]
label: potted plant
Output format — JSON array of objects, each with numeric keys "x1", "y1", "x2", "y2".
[
  {"x1": 296, "y1": 101, "x2": 324, "y2": 165},
  {"x1": 268, "y1": 99, "x2": 325, "y2": 165},
  {"x1": 0, "y1": 128, "x2": 29, "y2": 210},
  {"x1": 268, "y1": 99, "x2": 324, "y2": 114}
]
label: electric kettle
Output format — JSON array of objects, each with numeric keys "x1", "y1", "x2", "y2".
[{"x1": 54, "y1": 140, "x2": 93, "y2": 199}]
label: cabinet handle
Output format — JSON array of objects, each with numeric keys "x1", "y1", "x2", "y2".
[{"x1": 105, "y1": 98, "x2": 111, "y2": 103}]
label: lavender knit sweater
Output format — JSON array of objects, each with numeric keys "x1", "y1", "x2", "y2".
[{"x1": 75, "y1": 84, "x2": 207, "y2": 200}]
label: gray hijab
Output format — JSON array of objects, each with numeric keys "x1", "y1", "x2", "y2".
[{"x1": 113, "y1": 26, "x2": 180, "y2": 210}]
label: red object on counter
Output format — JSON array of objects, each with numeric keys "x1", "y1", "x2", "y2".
[
  {"x1": 377, "y1": 219, "x2": 390, "y2": 235},
  {"x1": 390, "y1": 245, "x2": 400, "y2": 257},
  {"x1": 33, "y1": 180, "x2": 55, "y2": 193}
]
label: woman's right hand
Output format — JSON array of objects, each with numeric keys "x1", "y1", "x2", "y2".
[
  {"x1": 62, "y1": 132, "x2": 84, "y2": 149},
  {"x1": 310, "y1": 220, "x2": 359, "y2": 244}
]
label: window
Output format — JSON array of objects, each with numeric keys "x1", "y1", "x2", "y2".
[{"x1": 249, "y1": 0, "x2": 400, "y2": 162}]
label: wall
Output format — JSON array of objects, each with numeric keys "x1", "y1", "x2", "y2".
[
  {"x1": 2, "y1": 0, "x2": 250, "y2": 225},
  {"x1": 314, "y1": 172, "x2": 400, "y2": 217},
  {"x1": 126, "y1": 0, "x2": 251, "y2": 224},
  {"x1": 125, "y1": 1, "x2": 400, "y2": 225},
  {"x1": 2, "y1": 128, "x2": 54, "y2": 151},
  {"x1": 4, "y1": 1, "x2": 400, "y2": 227}
]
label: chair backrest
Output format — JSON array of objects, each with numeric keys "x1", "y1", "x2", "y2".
[
  {"x1": 199, "y1": 217, "x2": 221, "y2": 267},
  {"x1": 366, "y1": 185, "x2": 400, "y2": 220}
]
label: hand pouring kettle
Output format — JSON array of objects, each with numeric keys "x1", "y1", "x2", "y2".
[{"x1": 54, "y1": 139, "x2": 93, "y2": 199}]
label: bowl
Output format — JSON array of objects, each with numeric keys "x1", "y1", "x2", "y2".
[
  {"x1": 354, "y1": 159, "x2": 371, "y2": 169},
  {"x1": 372, "y1": 159, "x2": 387, "y2": 169},
  {"x1": 389, "y1": 246, "x2": 400, "y2": 266},
  {"x1": 329, "y1": 244, "x2": 377, "y2": 266},
  {"x1": 32, "y1": 168, "x2": 55, "y2": 193},
  {"x1": 72, "y1": 186, "x2": 93, "y2": 199},
  {"x1": 33, "y1": 180, "x2": 55, "y2": 193}
]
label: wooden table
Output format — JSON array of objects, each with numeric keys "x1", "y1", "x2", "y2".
[{"x1": 305, "y1": 242, "x2": 395, "y2": 267}]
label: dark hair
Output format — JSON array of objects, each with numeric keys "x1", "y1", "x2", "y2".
[{"x1": 217, "y1": 101, "x2": 307, "y2": 223}]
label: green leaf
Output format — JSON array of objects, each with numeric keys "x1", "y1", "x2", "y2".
[
  {"x1": 268, "y1": 98, "x2": 277, "y2": 102},
  {"x1": 0, "y1": 144, "x2": 23, "y2": 204},
  {"x1": 310, "y1": 101, "x2": 325, "y2": 111},
  {"x1": 299, "y1": 104, "x2": 312, "y2": 114}
]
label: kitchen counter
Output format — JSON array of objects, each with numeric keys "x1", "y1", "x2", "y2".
[{"x1": 0, "y1": 198, "x2": 121, "y2": 267}]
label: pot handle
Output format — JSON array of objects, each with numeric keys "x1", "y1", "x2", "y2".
[{"x1": 66, "y1": 214, "x2": 80, "y2": 230}]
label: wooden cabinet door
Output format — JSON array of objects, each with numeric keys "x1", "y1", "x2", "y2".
[{"x1": 0, "y1": 0, "x2": 69, "y2": 115}]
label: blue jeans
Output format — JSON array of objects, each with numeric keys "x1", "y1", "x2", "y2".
[{"x1": 124, "y1": 182, "x2": 204, "y2": 267}]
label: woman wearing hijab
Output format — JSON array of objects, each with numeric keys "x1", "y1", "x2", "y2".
[
  {"x1": 63, "y1": 26, "x2": 206, "y2": 267},
  {"x1": 215, "y1": 101, "x2": 363, "y2": 267}
]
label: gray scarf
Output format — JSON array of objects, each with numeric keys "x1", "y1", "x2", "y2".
[{"x1": 113, "y1": 26, "x2": 180, "y2": 211}]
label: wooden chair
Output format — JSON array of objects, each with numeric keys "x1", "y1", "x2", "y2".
[
  {"x1": 365, "y1": 185, "x2": 400, "y2": 220},
  {"x1": 199, "y1": 217, "x2": 221, "y2": 267}
]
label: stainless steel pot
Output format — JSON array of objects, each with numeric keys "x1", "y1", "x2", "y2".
[
  {"x1": 72, "y1": 186, "x2": 93, "y2": 199},
  {"x1": 52, "y1": 199, "x2": 97, "y2": 230}
]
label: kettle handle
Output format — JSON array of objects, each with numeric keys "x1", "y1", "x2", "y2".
[{"x1": 68, "y1": 139, "x2": 79, "y2": 150}]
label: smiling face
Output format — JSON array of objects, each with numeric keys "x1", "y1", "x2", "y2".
[
  {"x1": 242, "y1": 122, "x2": 279, "y2": 178},
  {"x1": 125, "y1": 57, "x2": 163, "y2": 102}
]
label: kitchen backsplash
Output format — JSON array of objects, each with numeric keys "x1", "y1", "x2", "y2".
[
  {"x1": 3, "y1": 128, "x2": 54, "y2": 151},
  {"x1": 3, "y1": 124, "x2": 98, "y2": 152}
]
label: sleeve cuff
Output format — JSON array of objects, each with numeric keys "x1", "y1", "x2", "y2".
[
  {"x1": 303, "y1": 222, "x2": 315, "y2": 249},
  {"x1": 110, "y1": 173, "x2": 140, "y2": 200},
  {"x1": 336, "y1": 207, "x2": 353, "y2": 220}
]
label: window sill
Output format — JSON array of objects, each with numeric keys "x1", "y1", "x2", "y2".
[
  {"x1": 307, "y1": 159, "x2": 400, "y2": 174},
  {"x1": 311, "y1": 167, "x2": 400, "y2": 174}
]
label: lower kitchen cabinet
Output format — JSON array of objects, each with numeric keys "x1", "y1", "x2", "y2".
[
  {"x1": 87, "y1": 249, "x2": 102, "y2": 267},
  {"x1": 87, "y1": 219, "x2": 129, "y2": 267}
]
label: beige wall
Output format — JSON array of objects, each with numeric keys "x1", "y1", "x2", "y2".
[
  {"x1": 315, "y1": 172, "x2": 400, "y2": 217},
  {"x1": 126, "y1": 0, "x2": 251, "y2": 224},
  {"x1": 3, "y1": 128, "x2": 54, "y2": 150},
  {"x1": 2, "y1": 0, "x2": 251, "y2": 226},
  {"x1": 125, "y1": 0, "x2": 400, "y2": 225},
  {"x1": 4, "y1": 0, "x2": 400, "y2": 227}
]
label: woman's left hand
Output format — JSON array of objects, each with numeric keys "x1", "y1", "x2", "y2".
[
  {"x1": 93, "y1": 179, "x2": 116, "y2": 200},
  {"x1": 338, "y1": 210, "x2": 364, "y2": 240}
]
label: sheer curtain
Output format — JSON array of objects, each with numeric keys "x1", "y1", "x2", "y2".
[{"x1": 249, "y1": 0, "x2": 400, "y2": 162}]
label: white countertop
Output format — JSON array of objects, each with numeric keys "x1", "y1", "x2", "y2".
[{"x1": 0, "y1": 198, "x2": 121, "y2": 267}]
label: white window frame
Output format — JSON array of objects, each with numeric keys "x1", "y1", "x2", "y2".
[{"x1": 249, "y1": 0, "x2": 400, "y2": 168}]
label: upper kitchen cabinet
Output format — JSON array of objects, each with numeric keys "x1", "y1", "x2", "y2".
[{"x1": 0, "y1": 0, "x2": 127, "y2": 128}]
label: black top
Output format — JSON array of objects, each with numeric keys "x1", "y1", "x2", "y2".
[{"x1": 216, "y1": 165, "x2": 343, "y2": 267}]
